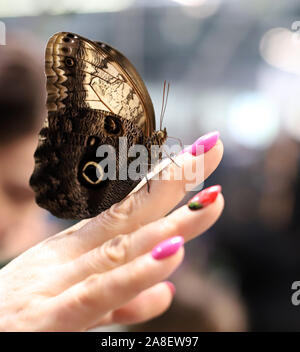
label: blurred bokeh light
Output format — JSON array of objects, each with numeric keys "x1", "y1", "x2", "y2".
[{"x1": 227, "y1": 92, "x2": 280, "y2": 149}]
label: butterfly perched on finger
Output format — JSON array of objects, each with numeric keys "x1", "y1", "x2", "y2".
[{"x1": 30, "y1": 32, "x2": 167, "y2": 220}]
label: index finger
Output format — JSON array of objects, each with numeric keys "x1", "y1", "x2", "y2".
[{"x1": 59, "y1": 132, "x2": 223, "y2": 256}]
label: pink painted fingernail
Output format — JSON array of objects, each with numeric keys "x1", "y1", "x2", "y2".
[
  {"x1": 151, "y1": 236, "x2": 184, "y2": 260},
  {"x1": 181, "y1": 131, "x2": 220, "y2": 156},
  {"x1": 165, "y1": 281, "x2": 176, "y2": 296}
]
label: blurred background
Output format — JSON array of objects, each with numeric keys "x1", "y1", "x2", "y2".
[{"x1": 1, "y1": 0, "x2": 300, "y2": 331}]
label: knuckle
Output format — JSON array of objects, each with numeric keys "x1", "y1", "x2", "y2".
[
  {"x1": 98, "y1": 195, "x2": 136, "y2": 225},
  {"x1": 113, "y1": 194, "x2": 137, "y2": 217},
  {"x1": 76, "y1": 274, "x2": 100, "y2": 307},
  {"x1": 100, "y1": 234, "x2": 130, "y2": 268}
]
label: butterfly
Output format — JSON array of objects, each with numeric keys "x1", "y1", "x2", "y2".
[{"x1": 30, "y1": 32, "x2": 167, "y2": 220}]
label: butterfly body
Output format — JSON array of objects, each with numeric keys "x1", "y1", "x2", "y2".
[{"x1": 30, "y1": 32, "x2": 167, "y2": 219}]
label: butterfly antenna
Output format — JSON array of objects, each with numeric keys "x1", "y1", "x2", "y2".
[
  {"x1": 159, "y1": 81, "x2": 166, "y2": 131},
  {"x1": 162, "y1": 82, "x2": 170, "y2": 127},
  {"x1": 159, "y1": 80, "x2": 170, "y2": 130}
]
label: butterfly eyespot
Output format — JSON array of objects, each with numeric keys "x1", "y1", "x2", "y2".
[
  {"x1": 65, "y1": 57, "x2": 75, "y2": 67},
  {"x1": 104, "y1": 115, "x2": 123, "y2": 136},
  {"x1": 67, "y1": 33, "x2": 75, "y2": 38},
  {"x1": 82, "y1": 161, "x2": 104, "y2": 185},
  {"x1": 63, "y1": 37, "x2": 70, "y2": 43}
]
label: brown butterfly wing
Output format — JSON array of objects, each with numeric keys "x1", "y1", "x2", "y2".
[
  {"x1": 30, "y1": 32, "x2": 159, "y2": 219},
  {"x1": 93, "y1": 40, "x2": 156, "y2": 135},
  {"x1": 45, "y1": 32, "x2": 155, "y2": 136}
]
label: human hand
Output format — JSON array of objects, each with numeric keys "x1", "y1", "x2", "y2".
[{"x1": 0, "y1": 132, "x2": 224, "y2": 331}]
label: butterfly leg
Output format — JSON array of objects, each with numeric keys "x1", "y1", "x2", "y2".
[
  {"x1": 162, "y1": 146, "x2": 180, "y2": 168},
  {"x1": 145, "y1": 174, "x2": 151, "y2": 193},
  {"x1": 170, "y1": 155, "x2": 180, "y2": 167}
]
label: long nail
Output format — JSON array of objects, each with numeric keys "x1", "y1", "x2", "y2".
[
  {"x1": 188, "y1": 185, "x2": 221, "y2": 210},
  {"x1": 181, "y1": 131, "x2": 220, "y2": 156},
  {"x1": 151, "y1": 236, "x2": 184, "y2": 260}
]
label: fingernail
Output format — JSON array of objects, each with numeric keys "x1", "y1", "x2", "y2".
[
  {"x1": 181, "y1": 131, "x2": 220, "y2": 156},
  {"x1": 151, "y1": 236, "x2": 184, "y2": 260},
  {"x1": 165, "y1": 281, "x2": 176, "y2": 296},
  {"x1": 188, "y1": 185, "x2": 221, "y2": 210}
]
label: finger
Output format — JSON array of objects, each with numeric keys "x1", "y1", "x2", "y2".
[
  {"x1": 89, "y1": 281, "x2": 175, "y2": 328},
  {"x1": 49, "y1": 237, "x2": 184, "y2": 331},
  {"x1": 59, "y1": 187, "x2": 223, "y2": 288},
  {"x1": 54, "y1": 219, "x2": 91, "y2": 238},
  {"x1": 134, "y1": 190, "x2": 225, "y2": 247},
  {"x1": 58, "y1": 134, "x2": 223, "y2": 256}
]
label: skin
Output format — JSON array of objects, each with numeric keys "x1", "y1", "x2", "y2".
[{"x1": 0, "y1": 140, "x2": 224, "y2": 332}]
